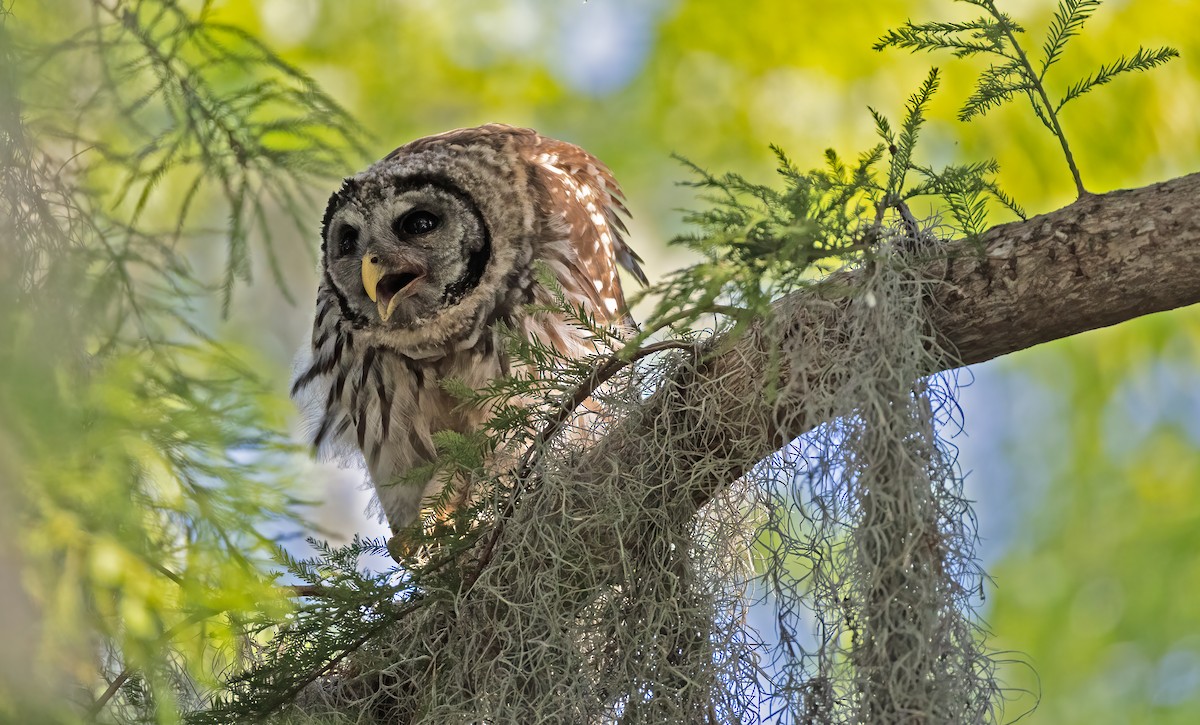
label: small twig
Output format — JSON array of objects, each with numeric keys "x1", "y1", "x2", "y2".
[
  {"x1": 250, "y1": 599, "x2": 426, "y2": 722},
  {"x1": 90, "y1": 670, "x2": 132, "y2": 719},
  {"x1": 638, "y1": 304, "x2": 746, "y2": 339},
  {"x1": 981, "y1": 0, "x2": 1087, "y2": 197},
  {"x1": 518, "y1": 339, "x2": 700, "y2": 480},
  {"x1": 290, "y1": 584, "x2": 332, "y2": 598},
  {"x1": 461, "y1": 339, "x2": 701, "y2": 590},
  {"x1": 92, "y1": 581, "x2": 335, "y2": 715},
  {"x1": 88, "y1": 609, "x2": 215, "y2": 717},
  {"x1": 148, "y1": 560, "x2": 184, "y2": 586}
]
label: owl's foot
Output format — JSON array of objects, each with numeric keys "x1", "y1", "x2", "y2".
[
  {"x1": 386, "y1": 517, "x2": 476, "y2": 565},
  {"x1": 386, "y1": 532, "x2": 416, "y2": 564}
]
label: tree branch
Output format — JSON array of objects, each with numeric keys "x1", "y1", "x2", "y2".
[
  {"x1": 585, "y1": 172, "x2": 1200, "y2": 515},
  {"x1": 932, "y1": 173, "x2": 1200, "y2": 365}
]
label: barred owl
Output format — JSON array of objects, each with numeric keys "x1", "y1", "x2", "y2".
[{"x1": 292, "y1": 124, "x2": 645, "y2": 535}]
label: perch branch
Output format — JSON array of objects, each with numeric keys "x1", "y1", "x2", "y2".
[{"x1": 588, "y1": 171, "x2": 1200, "y2": 515}]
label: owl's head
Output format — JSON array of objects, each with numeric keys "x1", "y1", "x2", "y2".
[
  {"x1": 319, "y1": 129, "x2": 542, "y2": 358},
  {"x1": 315, "y1": 125, "x2": 644, "y2": 360}
]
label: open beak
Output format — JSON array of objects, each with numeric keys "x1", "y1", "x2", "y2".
[{"x1": 361, "y1": 253, "x2": 426, "y2": 322}]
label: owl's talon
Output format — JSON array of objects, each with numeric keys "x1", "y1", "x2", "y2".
[{"x1": 386, "y1": 533, "x2": 413, "y2": 563}]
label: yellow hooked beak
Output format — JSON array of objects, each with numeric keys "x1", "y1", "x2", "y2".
[
  {"x1": 361, "y1": 253, "x2": 424, "y2": 323},
  {"x1": 361, "y1": 253, "x2": 393, "y2": 322},
  {"x1": 361, "y1": 253, "x2": 382, "y2": 303}
]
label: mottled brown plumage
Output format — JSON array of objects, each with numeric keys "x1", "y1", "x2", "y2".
[{"x1": 292, "y1": 125, "x2": 644, "y2": 533}]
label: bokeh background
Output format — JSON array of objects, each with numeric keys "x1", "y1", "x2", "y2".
[{"x1": 9, "y1": 0, "x2": 1200, "y2": 721}]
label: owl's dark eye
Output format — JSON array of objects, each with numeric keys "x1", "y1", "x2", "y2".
[
  {"x1": 397, "y1": 209, "x2": 440, "y2": 236},
  {"x1": 336, "y1": 226, "x2": 359, "y2": 257}
]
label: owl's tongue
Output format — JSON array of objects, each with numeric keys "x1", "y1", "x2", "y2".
[
  {"x1": 361, "y1": 252, "x2": 426, "y2": 322},
  {"x1": 377, "y1": 272, "x2": 418, "y2": 307},
  {"x1": 376, "y1": 271, "x2": 423, "y2": 322}
]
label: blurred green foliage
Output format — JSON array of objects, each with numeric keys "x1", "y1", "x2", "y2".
[
  {"x1": 987, "y1": 311, "x2": 1200, "y2": 723},
  {"x1": 3, "y1": 0, "x2": 1199, "y2": 722},
  {"x1": 2, "y1": 0, "x2": 358, "y2": 719}
]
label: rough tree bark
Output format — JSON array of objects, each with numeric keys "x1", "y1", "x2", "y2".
[{"x1": 580, "y1": 171, "x2": 1200, "y2": 516}]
